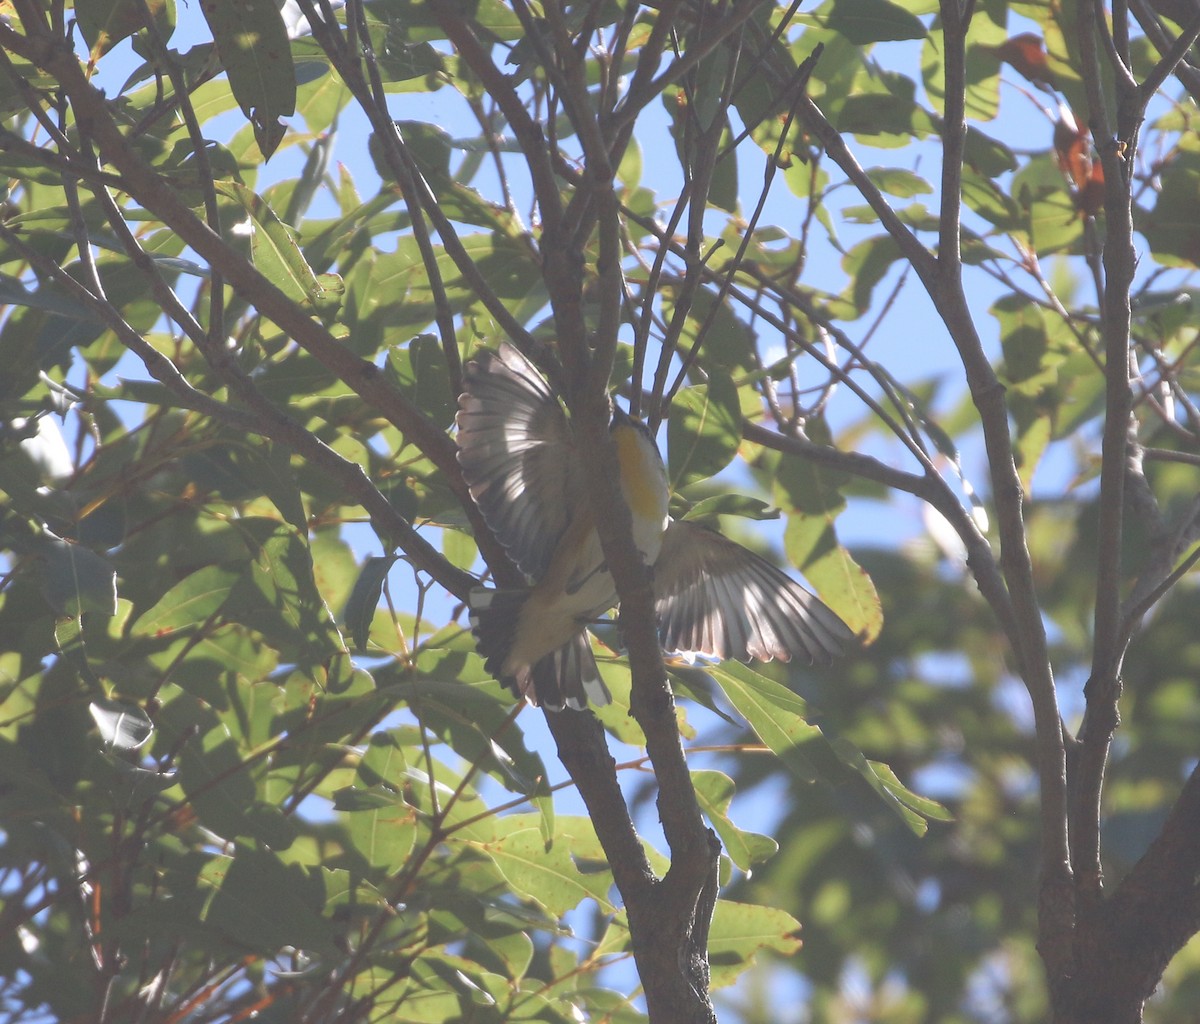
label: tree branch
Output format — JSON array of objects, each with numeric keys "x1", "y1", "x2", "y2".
[
  {"x1": 1065, "y1": 763, "x2": 1200, "y2": 1021},
  {"x1": 1072, "y1": 0, "x2": 1140, "y2": 921},
  {"x1": 934, "y1": 0, "x2": 1075, "y2": 977}
]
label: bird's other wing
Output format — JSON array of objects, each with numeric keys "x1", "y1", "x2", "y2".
[
  {"x1": 456, "y1": 343, "x2": 584, "y2": 580},
  {"x1": 653, "y1": 519, "x2": 856, "y2": 664}
]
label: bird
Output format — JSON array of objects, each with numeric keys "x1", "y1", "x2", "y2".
[{"x1": 455, "y1": 343, "x2": 856, "y2": 710}]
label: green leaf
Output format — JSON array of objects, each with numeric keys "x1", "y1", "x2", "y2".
[
  {"x1": 131, "y1": 564, "x2": 240, "y2": 639},
  {"x1": 668, "y1": 367, "x2": 742, "y2": 492},
  {"x1": 212, "y1": 181, "x2": 341, "y2": 311},
  {"x1": 710, "y1": 661, "x2": 827, "y2": 784},
  {"x1": 692, "y1": 40, "x2": 731, "y2": 131},
  {"x1": 442, "y1": 529, "x2": 478, "y2": 572},
  {"x1": 666, "y1": 664, "x2": 739, "y2": 724},
  {"x1": 391, "y1": 671, "x2": 553, "y2": 835},
  {"x1": 339, "y1": 735, "x2": 419, "y2": 871},
  {"x1": 1141, "y1": 151, "x2": 1200, "y2": 267},
  {"x1": 666, "y1": 286, "x2": 757, "y2": 371},
  {"x1": 395, "y1": 120, "x2": 454, "y2": 183},
  {"x1": 708, "y1": 122, "x2": 739, "y2": 214},
  {"x1": 1029, "y1": 192, "x2": 1084, "y2": 255},
  {"x1": 775, "y1": 451, "x2": 882, "y2": 641},
  {"x1": 692, "y1": 770, "x2": 779, "y2": 871},
  {"x1": 711, "y1": 662, "x2": 939, "y2": 835},
  {"x1": 36, "y1": 536, "x2": 118, "y2": 617},
  {"x1": 784, "y1": 512, "x2": 881, "y2": 643},
  {"x1": 840, "y1": 233, "x2": 903, "y2": 316},
  {"x1": 826, "y1": 0, "x2": 927, "y2": 44},
  {"x1": 161, "y1": 691, "x2": 295, "y2": 847},
  {"x1": 617, "y1": 136, "x2": 642, "y2": 188},
  {"x1": 922, "y1": 12, "x2": 1004, "y2": 121},
  {"x1": 199, "y1": 0, "x2": 296, "y2": 159},
  {"x1": 224, "y1": 518, "x2": 349, "y2": 663},
  {"x1": 358, "y1": 234, "x2": 542, "y2": 352},
  {"x1": 864, "y1": 167, "x2": 934, "y2": 197},
  {"x1": 344, "y1": 555, "x2": 397, "y2": 653},
  {"x1": 459, "y1": 815, "x2": 615, "y2": 917},
  {"x1": 963, "y1": 124, "x2": 1017, "y2": 175},
  {"x1": 199, "y1": 845, "x2": 338, "y2": 956},
  {"x1": 0, "y1": 274, "x2": 93, "y2": 318},
  {"x1": 378, "y1": 40, "x2": 447, "y2": 85},
  {"x1": 681, "y1": 493, "x2": 780, "y2": 523},
  {"x1": 707, "y1": 900, "x2": 803, "y2": 989},
  {"x1": 52, "y1": 614, "x2": 102, "y2": 692},
  {"x1": 960, "y1": 166, "x2": 1021, "y2": 228},
  {"x1": 386, "y1": 334, "x2": 456, "y2": 428},
  {"x1": 832, "y1": 741, "x2": 954, "y2": 833},
  {"x1": 76, "y1": 0, "x2": 175, "y2": 59}
]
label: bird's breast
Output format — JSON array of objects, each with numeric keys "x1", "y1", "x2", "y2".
[{"x1": 613, "y1": 425, "x2": 670, "y2": 561}]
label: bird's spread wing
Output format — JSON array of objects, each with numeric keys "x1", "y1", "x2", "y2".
[
  {"x1": 456, "y1": 344, "x2": 582, "y2": 580},
  {"x1": 653, "y1": 519, "x2": 856, "y2": 664}
]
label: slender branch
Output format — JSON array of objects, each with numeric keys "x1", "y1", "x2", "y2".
[
  {"x1": 544, "y1": 709, "x2": 656, "y2": 900},
  {"x1": 663, "y1": 47, "x2": 822, "y2": 416},
  {"x1": 1123, "y1": 537, "x2": 1200, "y2": 645},
  {"x1": 428, "y1": 0, "x2": 564, "y2": 238},
  {"x1": 606, "y1": 0, "x2": 685, "y2": 145},
  {"x1": 0, "y1": 17, "x2": 504, "y2": 603},
  {"x1": 1142, "y1": 447, "x2": 1200, "y2": 468},
  {"x1": 129, "y1": 0, "x2": 226, "y2": 348},
  {"x1": 742, "y1": 422, "x2": 1020, "y2": 644},
  {"x1": 797, "y1": 95, "x2": 937, "y2": 284},
  {"x1": 937, "y1": 4, "x2": 1076, "y2": 979},
  {"x1": 1129, "y1": 0, "x2": 1200, "y2": 106},
  {"x1": 345, "y1": 0, "x2": 462, "y2": 393},
  {"x1": 936, "y1": 0, "x2": 969, "y2": 275},
  {"x1": 0, "y1": 127, "x2": 126, "y2": 190},
  {"x1": 1134, "y1": 5, "x2": 1200, "y2": 105},
  {"x1": 651, "y1": 15, "x2": 743, "y2": 417},
  {"x1": 1092, "y1": 0, "x2": 1140, "y2": 95},
  {"x1": 1072, "y1": 0, "x2": 1140, "y2": 919},
  {"x1": 609, "y1": 0, "x2": 759, "y2": 139},
  {"x1": 631, "y1": 183, "x2": 692, "y2": 416}
]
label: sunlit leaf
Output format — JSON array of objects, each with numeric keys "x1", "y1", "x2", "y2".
[
  {"x1": 708, "y1": 900, "x2": 803, "y2": 989},
  {"x1": 76, "y1": 0, "x2": 174, "y2": 59},
  {"x1": 825, "y1": 0, "x2": 926, "y2": 43},
  {"x1": 459, "y1": 815, "x2": 616, "y2": 917},
  {"x1": 668, "y1": 368, "x2": 742, "y2": 492},
  {"x1": 199, "y1": 0, "x2": 295, "y2": 158},
  {"x1": 692, "y1": 770, "x2": 779, "y2": 871},
  {"x1": 681, "y1": 493, "x2": 780, "y2": 523},
  {"x1": 131, "y1": 564, "x2": 240, "y2": 639},
  {"x1": 710, "y1": 661, "x2": 827, "y2": 783}
]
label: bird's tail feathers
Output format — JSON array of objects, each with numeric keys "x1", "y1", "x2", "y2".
[
  {"x1": 468, "y1": 586, "x2": 524, "y2": 680},
  {"x1": 528, "y1": 632, "x2": 610, "y2": 710},
  {"x1": 469, "y1": 588, "x2": 611, "y2": 710}
]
